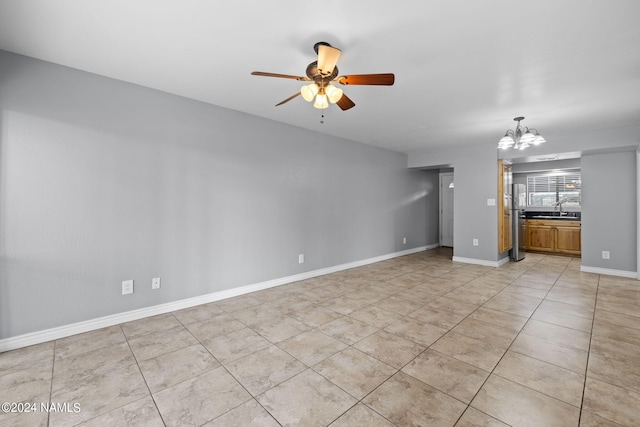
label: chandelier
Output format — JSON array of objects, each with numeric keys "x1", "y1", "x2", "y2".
[{"x1": 497, "y1": 116, "x2": 546, "y2": 150}]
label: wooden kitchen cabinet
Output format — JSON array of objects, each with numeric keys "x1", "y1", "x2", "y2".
[
  {"x1": 526, "y1": 220, "x2": 581, "y2": 256},
  {"x1": 498, "y1": 160, "x2": 512, "y2": 253},
  {"x1": 527, "y1": 223, "x2": 554, "y2": 252},
  {"x1": 555, "y1": 224, "x2": 582, "y2": 255}
]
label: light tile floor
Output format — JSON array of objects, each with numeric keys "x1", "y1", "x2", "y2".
[{"x1": 2, "y1": 248, "x2": 640, "y2": 426}]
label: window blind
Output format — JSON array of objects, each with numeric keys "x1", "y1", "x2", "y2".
[{"x1": 526, "y1": 173, "x2": 581, "y2": 207}]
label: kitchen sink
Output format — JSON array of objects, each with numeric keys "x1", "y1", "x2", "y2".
[{"x1": 530, "y1": 215, "x2": 580, "y2": 220}]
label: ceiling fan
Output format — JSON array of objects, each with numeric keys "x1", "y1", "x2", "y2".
[{"x1": 251, "y1": 42, "x2": 395, "y2": 111}]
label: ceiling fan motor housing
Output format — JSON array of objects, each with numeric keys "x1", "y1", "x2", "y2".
[
  {"x1": 306, "y1": 61, "x2": 339, "y2": 86},
  {"x1": 313, "y1": 41, "x2": 332, "y2": 53}
]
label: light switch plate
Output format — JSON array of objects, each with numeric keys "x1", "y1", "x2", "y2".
[{"x1": 487, "y1": 198, "x2": 496, "y2": 206}]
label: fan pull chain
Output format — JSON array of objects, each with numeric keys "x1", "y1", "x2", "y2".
[{"x1": 320, "y1": 108, "x2": 325, "y2": 124}]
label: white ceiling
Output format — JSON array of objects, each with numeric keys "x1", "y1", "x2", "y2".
[{"x1": 0, "y1": 0, "x2": 638, "y2": 154}]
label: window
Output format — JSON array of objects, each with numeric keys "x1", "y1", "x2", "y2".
[{"x1": 527, "y1": 172, "x2": 581, "y2": 207}]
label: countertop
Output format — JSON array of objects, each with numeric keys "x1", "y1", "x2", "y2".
[{"x1": 524, "y1": 211, "x2": 581, "y2": 221}]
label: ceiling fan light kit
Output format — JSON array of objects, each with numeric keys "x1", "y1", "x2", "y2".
[
  {"x1": 301, "y1": 83, "x2": 343, "y2": 108},
  {"x1": 314, "y1": 94, "x2": 329, "y2": 109},
  {"x1": 498, "y1": 116, "x2": 546, "y2": 150},
  {"x1": 324, "y1": 85, "x2": 343, "y2": 103},
  {"x1": 316, "y1": 43, "x2": 341, "y2": 77},
  {"x1": 251, "y1": 41, "x2": 395, "y2": 116},
  {"x1": 300, "y1": 83, "x2": 318, "y2": 101}
]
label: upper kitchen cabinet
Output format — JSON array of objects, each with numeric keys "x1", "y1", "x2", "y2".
[{"x1": 498, "y1": 160, "x2": 512, "y2": 253}]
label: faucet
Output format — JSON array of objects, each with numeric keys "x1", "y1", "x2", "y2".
[{"x1": 554, "y1": 198, "x2": 568, "y2": 215}]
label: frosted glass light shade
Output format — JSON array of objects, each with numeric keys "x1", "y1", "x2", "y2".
[
  {"x1": 520, "y1": 131, "x2": 536, "y2": 145},
  {"x1": 314, "y1": 94, "x2": 328, "y2": 109},
  {"x1": 533, "y1": 135, "x2": 546, "y2": 145},
  {"x1": 325, "y1": 85, "x2": 343, "y2": 103},
  {"x1": 498, "y1": 135, "x2": 515, "y2": 149},
  {"x1": 301, "y1": 84, "x2": 319, "y2": 102},
  {"x1": 317, "y1": 45, "x2": 341, "y2": 76},
  {"x1": 531, "y1": 130, "x2": 546, "y2": 145}
]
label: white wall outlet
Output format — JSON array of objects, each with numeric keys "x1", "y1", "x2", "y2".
[
  {"x1": 602, "y1": 251, "x2": 610, "y2": 259},
  {"x1": 487, "y1": 198, "x2": 496, "y2": 206},
  {"x1": 403, "y1": 237, "x2": 407, "y2": 244},
  {"x1": 152, "y1": 277, "x2": 161, "y2": 289},
  {"x1": 473, "y1": 238, "x2": 479, "y2": 246},
  {"x1": 298, "y1": 254, "x2": 304, "y2": 264},
  {"x1": 122, "y1": 279, "x2": 134, "y2": 295}
]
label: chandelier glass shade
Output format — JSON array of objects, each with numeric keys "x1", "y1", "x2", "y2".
[
  {"x1": 498, "y1": 117, "x2": 546, "y2": 150},
  {"x1": 301, "y1": 83, "x2": 343, "y2": 109}
]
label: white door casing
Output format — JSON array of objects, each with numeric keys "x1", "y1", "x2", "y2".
[{"x1": 440, "y1": 172, "x2": 454, "y2": 247}]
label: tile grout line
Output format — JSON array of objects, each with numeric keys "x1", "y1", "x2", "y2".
[
  {"x1": 368, "y1": 258, "x2": 538, "y2": 424},
  {"x1": 255, "y1": 268, "x2": 429, "y2": 426},
  {"x1": 446, "y1": 254, "x2": 552, "y2": 425},
  {"x1": 448, "y1": 255, "x2": 581, "y2": 425},
  {"x1": 327, "y1": 255, "x2": 543, "y2": 426},
  {"x1": 50, "y1": 324, "x2": 168, "y2": 426},
  {"x1": 121, "y1": 323, "x2": 169, "y2": 427},
  {"x1": 247, "y1": 261, "x2": 447, "y2": 426},
  {"x1": 169, "y1": 311, "x2": 280, "y2": 426},
  {"x1": 479, "y1": 258, "x2": 597, "y2": 425},
  {"x1": 46, "y1": 339, "x2": 57, "y2": 427},
  {"x1": 178, "y1": 280, "x2": 375, "y2": 426},
  {"x1": 577, "y1": 273, "x2": 599, "y2": 427},
  {"x1": 197, "y1": 255, "x2": 576, "y2": 425}
]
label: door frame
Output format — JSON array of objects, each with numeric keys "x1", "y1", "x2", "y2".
[{"x1": 439, "y1": 172, "x2": 454, "y2": 247}]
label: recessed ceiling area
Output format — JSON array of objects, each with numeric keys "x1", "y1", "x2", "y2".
[{"x1": 0, "y1": 0, "x2": 638, "y2": 154}]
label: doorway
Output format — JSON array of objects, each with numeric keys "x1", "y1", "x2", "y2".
[{"x1": 440, "y1": 172, "x2": 454, "y2": 247}]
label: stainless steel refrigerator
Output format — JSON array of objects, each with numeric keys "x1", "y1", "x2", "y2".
[{"x1": 511, "y1": 183, "x2": 526, "y2": 261}]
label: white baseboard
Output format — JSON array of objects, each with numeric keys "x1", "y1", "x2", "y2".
[
  {"x1": 580, "y1": 265, "x2": 639, "y2": 279},
  {"x1": 452, "y1": 256, "x2": 501, "y2": 268},
  {"x1": 0, "y1": 246, "x2": 428, "y2": 352}
]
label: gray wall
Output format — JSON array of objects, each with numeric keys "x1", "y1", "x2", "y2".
[
  {"x1": 511, "y1": 159, "x2": 581, "y2": 174},
  {"x1": 581, "y1": 151, "x2": 637, "y2": 271},
  {"x1": 408, "y1": 144, "x2": 500, "y2": 263},
  {"x1": 0, "y1": 50, "x2": 431, "y2": 339}
]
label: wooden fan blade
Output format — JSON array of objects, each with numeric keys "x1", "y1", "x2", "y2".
[
  {"x1": 251, "y1": 71, "x2": 309, "y2": 81},
  {"x1": 275, "y1": 92, "x2": 301, "y2": 106},
  {"x1": 336, "y1": 73, "x2": 395, "y2": 86},
  {"x1": 336, "y1": 93, "x2": 356, "y2": 111}
]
